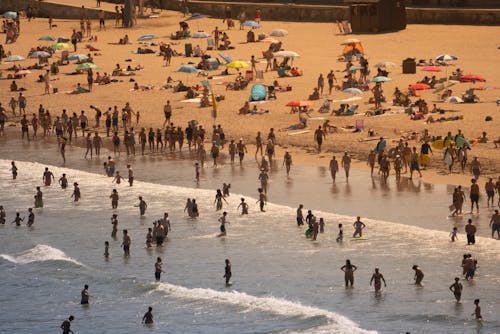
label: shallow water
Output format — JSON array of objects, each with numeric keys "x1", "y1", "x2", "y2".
[{"x1": 0, "y1": 157, "x2": 499, "y2": 334}]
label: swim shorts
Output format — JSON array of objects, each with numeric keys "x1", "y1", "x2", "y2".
[{"x1": 470, "y1": 194, "x2": 479, "y2": 202}]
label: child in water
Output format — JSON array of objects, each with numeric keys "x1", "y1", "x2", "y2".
[{"x1": 450, "y1": 227, "x2": 458, "y2": 242}]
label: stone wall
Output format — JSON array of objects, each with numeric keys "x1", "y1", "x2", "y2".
[
  {"x1": 0, "y1": 0, "x2": 114, "y2": 19},
  {"x1": 406, "y1": 7, "x2": 500, "y2": 24}
]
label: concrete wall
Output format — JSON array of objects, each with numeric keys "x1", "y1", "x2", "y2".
[
  {"x1": 0, "y1": 0, "x2": 114, "y2": 19},
  {"x1": 406, "y1": 7, "x2": 500, "y2": 24}
]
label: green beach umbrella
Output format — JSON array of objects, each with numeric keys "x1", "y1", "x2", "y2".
[{"x1": 76, "y1": 63, "x2": 97, "y2": 70}]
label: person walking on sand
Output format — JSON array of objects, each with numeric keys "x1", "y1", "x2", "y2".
[
  {"x1": 60, "y1": 315, "x2": 74, "y2": 334},
  {"x1": 470, "y1": 156, "x2": 481, "y2": 180},
  {"x1": 223, "y1": 259, "x2": 232, "y2": 286},
  {"x1": 410, "y1": 147, "x2": 422, "y2": 179},
  {"x1": 154, "y1": 257, "x2": 164, "y2": 281},
  {"x1": 317, "y1": 73, "x2": 324, "y2": 95},
  {"x1": 465, "y1": 219, "x2": 476, "y2": 245},
  {"x1": 341, "y1": 259, "x2": 357, "y2": 288},
  {"x1": 352, "y1": 216, "x2": 366, "y2": 238},
  {"x1": 412, "y1": 265, "x2": 424, "y2": 286},
  {"x1": 370, "y1": 268, "x2": 387, "y2": 293},
  {"x1": 449, "y1": 277, "x2": 463, "y2": 302},
  {"x1": 314, "y1": 126, "x2": 325, "y2": 153},
  {"x1": 490, "y1": 209, "x2": 500, "y2": 239},
  {"x1": 341, "y1": 152, "x2": 351, "y2": 182},
  {"x1": 470, "y1": 178, "x2": 480, "y2": 214}
]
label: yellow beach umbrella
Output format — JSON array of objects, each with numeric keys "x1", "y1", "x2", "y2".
[
  {"x1": 226, "y1": 61, "x2": 249, "y2": 69},
  {"x1": 52, "y1": 43, "x2": 71, "y2": 50}
]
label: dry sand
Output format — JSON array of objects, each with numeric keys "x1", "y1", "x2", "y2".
[{"x1": 1, "y1": 6, "x2": 499, "y2": 186}]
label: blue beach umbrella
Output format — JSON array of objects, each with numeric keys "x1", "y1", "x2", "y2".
[
  {"x1": 178, "y1": 65, "x2": 198, "y2": 73},
  {"x1": 68, "y1": 54, "x2": 89, "y2": 61},
  {"x1": 348, "y1": 65, "x2": 364, "y2": 72},
  {"x1": 2, "y1": 11, "x2": 17, "y2": 19},
  {"x1": 29, "y1": 51, "x2": 51, "y2": 58},
  {"x1": 218, "y1": 53, "x2": 232, "y2": 64},
  {"x1": 436, "y1": 54, "x2": 457, "y2": 61},
  {"x1": 242, "y1": 20, "x2": 261, "y2": 28},
  {"x1": 342, "y1": 88, "x2": 363, "y2": 95},
  {"x1": 371, "y1": 76, "x2": 391, "y2": 83},
  {"x1": 38, "y1": 36, "x2": 55, "y2": 41}
]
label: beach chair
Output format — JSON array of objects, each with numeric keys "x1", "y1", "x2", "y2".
[
  {"x1": 245, "y1": 70, "x2": 254, "y2": 81},
  {"x1": 255, "y1": 70, "x2": 264, "y2": 80},
  {"x1": 318, "y1": 99, "x2": 331, "y2": 113},
  {"x1": 207, "y1": 39, "x2": 214, "y2": 50},
  {"x1": 355, "y1": 119, "x2": 364, "y2": 131}
]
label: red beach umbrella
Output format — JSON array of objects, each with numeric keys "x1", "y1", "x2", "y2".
[
  {"x1": 421, "y1": 66, "x2": 441, "y2": 72},
  {"x1": 409, "y1": 83, "x2": 431, "y2": 90},
  {"x1": 459, "y1": 74, "x2": 486, "y2": 83},
  {"x1": 286, "y1": 100, "x2": 312, "y2": 107}
]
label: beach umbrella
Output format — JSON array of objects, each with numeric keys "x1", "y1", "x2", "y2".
[
  {"x1": 286, "y1": 100, "x2": 312, "y2": 107},
  {"x1": 269, "y1": 29, "x2": 288, "y2": 37},
  {"x1": 342, "y1": 88, "x2": 363, "y2": 95},
  {"x1": 226, "y1": 61, "x2": 249, "y2": 69},
  {"x1": 52, "y1": 43, "x2": 71, "y2": 50},
  {"x1": 218, "y1": 53, "x2": 232, "y2": 64},
  {"x1": 261, "y1": 37, "x2": 278, "y2": 43},
  {"x1": 371, "y1": 76, "x2": 391, "y2": 83},
  {"x1": 178, "y1": 65, "x2": 198, "y2": 73},
  {"x1": 459, "y1": 74, "x2": 486, "y2": 82},
  {"x1": 348, "y1": 65, "x2": 364, "y2": 72},
  {"x1": 68, "y1": 54, "x2": 89, "y2": 61},
  {"x1": 421, "y1": 66, "x2": 442, "y2": 72},
  {"x1": 38, "y1": 36, "x2": 55, "y2": 41},
  {"x1": 374, "y1": 61, "x2": 396, "y2": 69},
  {"x1": 409, "y1": 83, "x2": 431, "y2": 90},
  {"x1": 57, "y1": 37, "x2": 70, "y2": 43},
  {"x1": 242, "y1": 21, "x2": 261, "y2": 28},
  {"x1": 251, "y1": 84, "x2": 267, "y2": 101},
  {"x1": 76, "y1": 63, "x2": 97, "y2": 70},
  {"x1": 435, "y1": 54, "x2": 458, "y2": 61},
  {"x1": 137, "y1": 34, "x2": 157, "y2": 41},
  {"x1": 445, "y1": 96, "x2": 463, "y2": 103},
  {"x1": 3, "y1": 55, "x2": 25, "y2": 62},
  {"x1": 184, "y1": 13, "x2": 211, "y2": 21},
  {"x1": 332, "y1": 96, "x2": 363, "y2": 103},
  {"x1": 29, "y1": 51, "x2": 51, "y2": 58},
  {"x1": 273, "y1": 51, "x2": 300, "y2": 59},
  {"x1": 192, "y1": 31, "x2": 210, "y2": 38},
  {"x1": 341, "y1": 38, "x2": 360, "y2": 45},
  {"x1": 2, "y1": 11, "x2": 17, "y2": 19}
]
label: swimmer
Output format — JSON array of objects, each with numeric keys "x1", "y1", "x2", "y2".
[
  {"x1": 27, "y1": 208, "x2": 35, "y2": 227},
  {"x1": 60, "y1": 315, "x2": 74, "y2": 334},
  {"x1": 370, "y1": 268, "x2": 387, "y2": 293},
  {"x1": 237, "y1": 198, "x2": 249, "y2": 215},
  {"x1": 72, "y1": 183, "x2": 81, "y2": 202},
  {"x1": 218, "y1": 212, "x2": 229, "y2": 237},
  {"x1": 112, "y1": 171, "x2": 125, "y2": 184},
  {"x1": 223, "y1": 259, "x2": 232, "y2": 286},
  {"x1": 11, "y1": 212, "x2": 24, "y2": 226},
  {"x1": 104, "y1": 241, "x2": 109, "y2": 258},
  {"x1": 80, "y1": 284, "x2": 89, "y2": 305},
  {"x1": 340, "y1": 259, "x2": 357, "y2": 288},
  {"x1": 154, "y1": 257, "x2": 164, "y2": 281},
  {"x1": 412, "y1": 265, "x2": 424, "y2": 286},
  {"x1": 11, "y1": 161, "x2": 18, "y2": 179},
  {"x1": 352, "y1": 216, "x2": 366, "y2": 238},
  {"x1": 59, "y1": 174, "x2": 68, "y2": 189},
  {"x1": 142, "y1": 306, "x2": 153, "y2": 324},
  {"x1": 449, "y1": 277, "x2": 463, "y2": 302}
]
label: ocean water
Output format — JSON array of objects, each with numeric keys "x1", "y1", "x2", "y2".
[{"x1": 0, "y1": 159, "x2": 499, "y2": 334}]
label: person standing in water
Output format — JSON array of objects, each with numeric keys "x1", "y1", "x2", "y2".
[
  {"x1": 258, "y1": 169, "x2": 269, "y2": 194},
  {"x1": 154, "y1": 257, "x2": 164, "y2": 281},
  {"x1": 142, "y1": 306, "x2": 153, "y2": 324},
  {"x1": 104, "y1": 241, "x2": 109, "y2": 258},
  {"x1": 72, "y1": 183, "x2": 81, "y2": 202},
  {"x1": 283, "y1": 151, "x2": 292, "y2": 176},
  {"x1": 214, "y1": 189, "x2": 227, "y2": 211},
  {"x1": 472, "y1": 299, "x2": 482, "y2": 320},
  {"x1": 465, "y1": 219, "x2": 476, "y2": 245},
  {"x1": 60, "y1": 315, "x2": 74, "y2": 334},
  {"x1": 296, "y1": 204, "x2": 304, "y2": 226},
  {"x1": 11, "y1": 212, "x2": 24, "y2": 226},
  {"x1": 352, "y1": 216, "x2": 366, "y2": 238},
  {"x1": 122, "y1": 229, "x2": 131, "y2": 256},
  {"x1": 111, "y1": 214, "x2": 118, "y2": 238},
  {"x1": 27, "y1": 208, "x2": 35, "y2": 227},
  {"x1": 336, "y1": 223, "x2": 343, "y2": 242},
  {"x1": 194, "y1": 162, "x2": 200, "y2": 183},
  {"x1": 34, "y1": 187, "x2": 43, "y2": 208},
  {"x1": 223, "y1": 259, "x2": 232, "y2": 286},
  {"x1": 370, "y1": 268, "x2": 387, "y2": 293},
  {"x1": 257, "y1": 188, "x2": 267, "y2": 212},
  {"x1": 218, "y1": 212, "x2": 229, "y2": 237},
  {"x1": 490, "y1": 209, "x2": 500, "y2": 239},
  {"x1": 80, "y1": 285, "x2": 89, "y2": 305},
  {"x1": 127, "y1": 164, "x2": 134, "y2": 186},
  {"x1": 110, "y1": 189, "x2": 119, "y2": 209},
  {"x1": 137, "y1": 196, "x2": 147, "y2": 216},
  {"x1": 0, "y1": 206, "x2": 6, "y2": 224},
  {"x1": 43, "y1": 167, "x2": 55, "y2": 186},
  {"x1": 449, "y1": 277, "x2": 463, "y2": 302},
  {"x1": 329, "y1": 155, "x2": 339, "y2": 182},
  {"x1": 412, "y1": 265, "x2": 424, "y2": 286},
  {"x1": 11, "y1": 161, "x2": 18, "y2": 180},
  {"x1": 59, "y1": 174, "x2": 68, "y2": 189},
  {"x1": 237, "y1": 198, "x2": 249, "y2": 215},
  {"x1": 340, "y1": 259, "x2": 357, "y2": 288},
  {"x1": 469, "y1": 178, "x2": 480, "y2": 214}
]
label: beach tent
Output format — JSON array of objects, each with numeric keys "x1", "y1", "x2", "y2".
[
  {"x1": 342, "y1": 42, "x2": 364, "y2": 59},
  {"x1": 250, "y1": 84, "x2": 266, "y2": 101}
]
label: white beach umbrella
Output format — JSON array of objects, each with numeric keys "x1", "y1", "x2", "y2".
[
  {"x1": 273, "y1": 51, "x2": 300, "y2": 58},
  {"x1": 269, "y1": 29, "x2": 288, "y2": 37}
]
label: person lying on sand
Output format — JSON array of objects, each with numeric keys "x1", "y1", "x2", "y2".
[{"x1": 68, "y1": 83, "x2": 90, "y2": 94}]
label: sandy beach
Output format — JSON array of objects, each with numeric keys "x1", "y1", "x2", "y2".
[{"x1": 1, "y1": 5, "x2": 499, "y2": 187}]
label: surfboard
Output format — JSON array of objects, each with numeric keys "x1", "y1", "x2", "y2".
[
  {"x1": 373, "y1": 140, "x2": 386, "y2": 153},
  {"x1": 455, "y1": 136, "x2": 470, "y2": 148},
  {"x1": 351, "y1": 237, "x2": 368, "y2": 241},
  {"x1": 431, "y1": 139, "x2": 444, "y2": 150}
]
